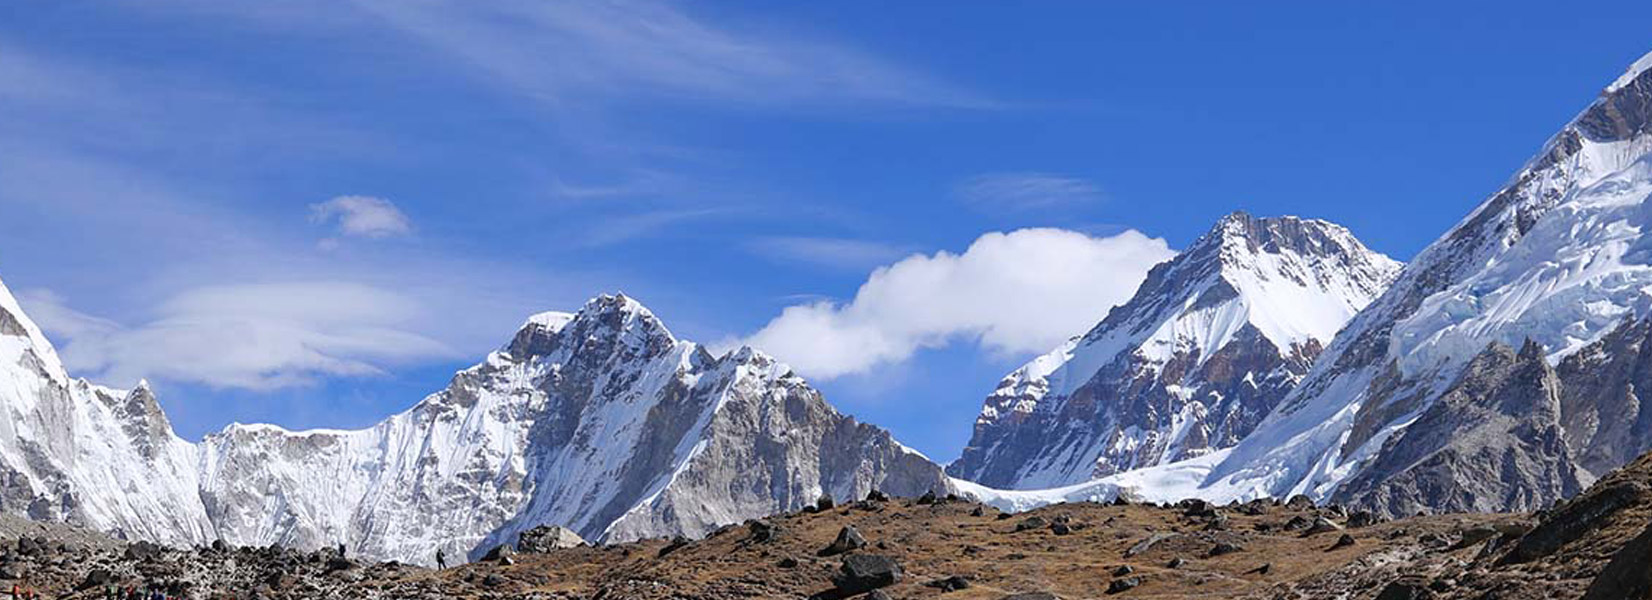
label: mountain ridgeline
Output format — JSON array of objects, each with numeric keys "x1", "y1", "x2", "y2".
[{"x1": 0, "y1": 287, "x2": 951, "y2": 566}]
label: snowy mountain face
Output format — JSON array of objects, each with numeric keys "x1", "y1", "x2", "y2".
[
  {"x1": 0, "y1": 286, "x2": 951, "y2": 566},
  {"x1": 1145, "y1": 50, "x2": 1652, "y2": 516},
  {"x1": 0, "y1": 281, "x2": 214, "y2": 546},
  {"x1": 948, "y1": 213, "x2": 1401, "y2": 490}
]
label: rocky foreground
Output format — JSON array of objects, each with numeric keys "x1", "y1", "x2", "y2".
[{"x1": 9, "y1": 452, "x2": 1652, "y2": 599}]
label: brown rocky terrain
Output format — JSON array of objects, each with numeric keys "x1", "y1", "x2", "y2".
[{"x1": 13, "y1": 449, "x2": 1652, "y2": 599}]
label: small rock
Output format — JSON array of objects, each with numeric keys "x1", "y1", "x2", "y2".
[
  {"x1": 1451, "y1": 526, "x2": 1499, "y2": 549},
  {"x1": 1304, "y1": 517, "x2": 1344, "y2": 535},
  {"x1": 1208, "y1": 542, "x2": 1244, "y2": 557},
  {"x1": 832, "y1": 554, "x2": 902, "y2": 595},
  {"x1": 1001, "y1": 594, "x2": 1059, "y2": 600},
  {"x1": 749, "y1": 519, "x2": 781, "y2": 543},
  {"x1": 866, "y1": 591, "x2": 893, "y2": 600},
  {"x1": 819, "y1": 525, "x2": 867, "y2": 556},
  {"x1": 916, "y1": 490, "x2": 939, "y2": 505},
  {"x1": 777, "y1": 557, "x2": 799, "y2": 568},
  {"x1": 658, "y1": 535, "x2": 691, "y2": 558},
  {"x1": 924, "y1": 575, "x2": 971, "y2": 592},
  {"x1": 971, "y1": 506, "x2": 988, "y2": 517},
  {"x1": 1112, "y1": 565, "x2": 1134, "y2": 577},
  {"x1": 1106, "y1": 577, "x2": 1141, "y2": 594},
  {"x1": 1347, "y1": 510, "x2": 1379, "y2": 528},
  {"x1": 1248, "y1": 563, "x2": 1271, "y2": 575},
  {"x1": 816, "y1": 493, "x2": 836, "y2": 511},
  {"x1": 1050, "y1": 522, "x2": 1072, "y2": 536},
  {"x1": 1285, "y1": 495, "x2": 1315, "y2": 510},
  {"x1": 1125, "y1": 533, "x2": 1179, "y2": 558},
  {"x1": 866, "y1": 489, "x2": 890, "y2": 502},
  {"x1": 1014, "y1": 516, "x2": 1050, "y2": 532},
  {"x1": 1166, "y1": 557, "x2": 1186, "y2": 568},
  {"x1": 1331, "y1": 533, "x2": 1357, "y2": 550},
  {"x1": 482, "y1": 573, "x2": 506, "y2": 588},
  {"x1": 481, "y1": 544, "x2": 515, "y2": 563},
  {"x1": 1375, "y1": 576, "x2": 1434, "y2": 600}
]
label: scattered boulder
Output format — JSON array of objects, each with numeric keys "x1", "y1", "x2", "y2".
[
  {"x1": 916, "y1": 491, "x2": 939, "y2": 505},
  {"x1": 1347, "y1": 510, "x2": 1379, "y2": 528},
  {"x1": 1166, "y1": 557, "x2": 1187, "y2": 569},
  {"x1": 749, "y1": 520, "x2": 782, "y2": 544},
  {"x1": 1375, "y1": 577, "x2": 1435, "y2": 600},
  {"x1": 481, "y1": 543, "x2": 515, "y2": 563},
  {"x1": 516, "y1": 525, "x2": 586, "y2": 553},
  {"x1": 1331, "y1": 534, "x2": 1357, "y2": 550},
  {"x1": 1000, "y1": 594, "x2": 1059, "y2": 600},
  {"x1": 1112, "y1": 565, "x2": 1134, "y2": 577},
  {"x1": 1208, "y1": 542, "x2": 1245, "y2": 557},
  {"x1": 831, "y1": 554, "x2": 902, "y2": 595},
  {"x1": 1182, "y1": 499, "x2": 1216, "y2": 518},
  {"x1": 1014, "y1": 516, "x2": 1050, "y2": 532},
  {"x1": 658, "y1": 536, "x2": 691, "y2": 558},
  {"x1": 924, "y1": 575, "x2": 971, "y2": 592},
  {"x1": 866, "y1": 490, "x2": 890, "y2": 503},
  {"x1": 1304, "y1": 517, "x2": 1343, "y2": 535},
  {"x1": 1286, "y1": 495, "x2": 1315, "y2": 510},
  {"x1": 1125, "y1": 533, "x2": 1179, "y2": 558},
  {"x1": 1450, "y1": 526, "x2": 1499, "y2": 550},
  {"x1": 78, "y1": 568, "x2": 115, "y2": 590},
  {"x1": 1050, "y1": 522, "x2": 1072, "y2": 536},
  {"x1": 819, "y1": 525, "x2": 867, "y2": 557},
  {"x1": 1106, "y1": 577, "x2": 1141, "y2": 594},
  {"x1": 816, "y1": 493, "x2": 836, "y2": 511},
  {"x1": 777, "y1": 557, "x2": 799, "y2": 569}
]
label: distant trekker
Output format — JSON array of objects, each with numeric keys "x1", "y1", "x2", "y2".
[{"x1": 436, "y1": 548, "x2": 448, "y2": 569}]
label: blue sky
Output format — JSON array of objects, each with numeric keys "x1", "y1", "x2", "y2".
[{"x1": 2, "y1": 1, "x2": 1650, "y2": 461}]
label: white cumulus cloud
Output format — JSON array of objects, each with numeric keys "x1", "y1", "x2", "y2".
[
  {"x1": 310, "y1": 195, "x2": 413, "y2": 239},
  {"x1": 740, "y1": 228, "x2": 1175, "y2": 379}
]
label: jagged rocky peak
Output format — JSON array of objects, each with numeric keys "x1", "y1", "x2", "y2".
[
  {"x1": 505, "y1": 292, "x2": 672, "y2": 359},
  {"x1": 947, "y1": 212, "x2": 1400, "y2": 490}
]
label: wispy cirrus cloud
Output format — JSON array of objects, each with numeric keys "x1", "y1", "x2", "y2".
[
  {"x1": 955, "y1": 172, "x2": 1105, "y2": 212},
  {"x1": 746, "y1": 236, "x2": 916, "y2": 271},
  {"x1": 346, "y1": 0, "x2": 989, "y2": 110},
  {"x1": 20, "y1": 283, "x2": 453, "y2": 390}
]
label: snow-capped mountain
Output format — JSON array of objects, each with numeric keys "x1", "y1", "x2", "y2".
[
  {"x1": 0, "y1": 281, "x2": 215, "y2": 546},
  {"x1": 948, "y1": 213, "x2": 1401, "y2": 489},
  {"x1": 200, "y1": 295, "x2": 949, "y2": 564},
  {"x1": 1100, "y1": 49, "x2": 1652, "y2": 516},
  {"x1": 0, "y1": 281, "x2": 951, "y2": 565}
]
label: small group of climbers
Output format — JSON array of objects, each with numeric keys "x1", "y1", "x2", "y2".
[{"x1": 8, "y1": 584, "x2": 39, "y2": 599}]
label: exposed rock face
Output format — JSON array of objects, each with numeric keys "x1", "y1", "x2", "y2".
[
  {"x1": 0, "y1": 281, "x2": 952, "y2": 567},
  {"x1": 1559, "y1": 318, "x2": 1652, "y2": 479},
  {"x1": 1332, "y1": 340, "x2": 1583, "y2": 516},
  {"x1": 949, "y1": 213, "x2": 1400, "y2": 489}
]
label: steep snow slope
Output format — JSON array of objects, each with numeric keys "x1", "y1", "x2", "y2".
[
  {"x1": 0, "y1": 278, "x2": 214, "y2": 546},
  {"x1": 1124, "y1": 49, "x2": 1652, "y2": 512},
  {"x1": 1, "y1": 284, "x2": 952, "y2": 566},
  {"x1": 949, "y1": 213, "x2": 1399, "y2": 489}
]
